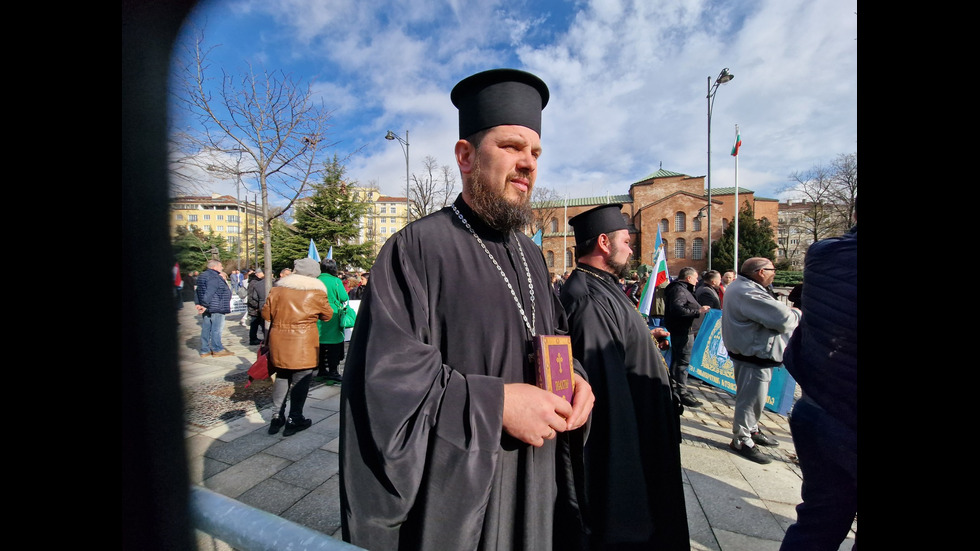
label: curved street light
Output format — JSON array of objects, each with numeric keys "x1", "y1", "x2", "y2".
[
  {"x1": 385, "y1": 130, "x2": 411, "y2": 224},
  {"x1": 706, "y1": 67, "x2": 733, "y2": 271}
]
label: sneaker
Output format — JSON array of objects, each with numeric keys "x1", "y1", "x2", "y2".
[
  {"x1": 730, "y1": 440, "x2": 772, "y2": 464},
  {"x1": 268, "y1": 414, "x2": 285, "y2": 435},
  {"x1": 283, "y1": 417, "x2": 313, "y2": 437},
  {"x1": 326, "y1": 372, "x2": 343, "y2": 383},
  {"x1": 751, "y1": 430, "x2": 779, "y2": 447},
  {"x1": 680, "y1": 393, "x2": 703, "y2": 408},
  {"x1": 211, "y1": 349, "x2": 235, "y2": 357}
]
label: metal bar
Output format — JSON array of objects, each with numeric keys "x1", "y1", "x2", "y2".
[{"x1": 189, "y1": 486, "x2": 364, "y2": 551}]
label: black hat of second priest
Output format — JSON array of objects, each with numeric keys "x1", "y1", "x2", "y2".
[
  {"x1": 451, "y1": 68, "x2": 550, "y2": 139},
  {"x1": 568, "y1": 203, "x2": 629, "y2": 248}
]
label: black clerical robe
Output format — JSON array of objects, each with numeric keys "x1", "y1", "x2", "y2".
[
  {"x1": 340, "y1": 195, "x2": 587, "y2": 551},
  {"x1": 560, "y1": 264, "x2": 690, "y2": 550}
]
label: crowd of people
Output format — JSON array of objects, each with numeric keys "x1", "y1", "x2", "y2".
[
  {"x1": 181, "y1": 263, "x2": 369, "y2": 339},
  {"x1": 183, "y1": 256, "x2": 371, "y2": 432},
  {"x1": 179, "y1": 67, "x2": 856, "y2": 551}
]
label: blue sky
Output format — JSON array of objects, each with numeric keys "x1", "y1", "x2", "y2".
[{"x1": 172, "y1": 0, "x2": 857, "y2": 206}]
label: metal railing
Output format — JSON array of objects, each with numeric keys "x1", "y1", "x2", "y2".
[{"x1": 189, "y1": 486, "x2": 363, "y2": 551}]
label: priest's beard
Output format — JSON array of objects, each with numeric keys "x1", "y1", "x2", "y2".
[
  {"x1": 608, "y1": 240, "x2": 632, "y2": 280},
  {"x1": 467, "y1": 157, "x2": 533, "y2": 233}
]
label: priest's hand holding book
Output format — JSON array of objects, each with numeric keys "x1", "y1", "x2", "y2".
[
  {"x1": 502, "y1": 375, "x2": 594, "y2": 448},
  {"x1": 502, "y1": 335, "x2": 595, "y2": 447}
]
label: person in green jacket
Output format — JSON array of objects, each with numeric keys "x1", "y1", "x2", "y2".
[{"x1": 316, "y1": 258, "x2": 350, "y2": 384}]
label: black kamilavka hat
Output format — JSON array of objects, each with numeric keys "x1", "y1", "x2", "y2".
[
  {"x1": 451, "y1": 68, "x2": 550, "y2": 139},
  {"x1": 568, "y1": 203, "x2": 628, "y2": 248}
]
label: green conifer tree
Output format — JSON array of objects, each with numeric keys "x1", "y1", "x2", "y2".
[
  {"x1": 172, "y1": 226, "x2": 211, "y2": 272},
  {"x1": 172, "y1": 226, "x2": 234, "y2": 272},
  {"x1": 711, "y1": 200, "x2": 778, "y2": 274},
  {"x1": 269, "y1": 218, "x2": 308, "y2": 275},
  {"x1": 292, "y1": 155, "x2": 375, "y2": 270}
]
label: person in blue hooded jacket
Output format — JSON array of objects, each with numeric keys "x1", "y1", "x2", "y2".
[{"x1": 194, "y1": 259, "x2": 234, "y2": 357}]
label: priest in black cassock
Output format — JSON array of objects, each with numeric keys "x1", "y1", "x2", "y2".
[
  {"x1": 340, "y1": 68, "x2": 596, "y2": 551},
  {"x1": 560, "y1": 204, "x2": 691, "y2": 550}
]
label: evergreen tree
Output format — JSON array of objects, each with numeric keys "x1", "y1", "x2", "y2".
[
  {"x1": 172, "y1": 226, "x2": 210, "y2": 272},
  {"x1": 711, "y1": 200, "x2": 778, "y2": 273},
  {"x1": 293, "y1": 155, "x2": 375, "y2": 270},
  {"x1": 172, "y1": 226, "x2": 234, "y2": 272},
  {"x1": 269, "y1": 218, "x2": 308, "y2": 276}
]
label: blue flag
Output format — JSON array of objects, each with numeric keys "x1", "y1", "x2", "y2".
[
  {"x1": 327, "y1": 246, "x2": 333, "y2": 260},
  {"x1": 308, "y1": 239, "x2": 320, "y2": 262},
  {"x1": 532, "y1": 228, "x2": 542, "y2": 247}
]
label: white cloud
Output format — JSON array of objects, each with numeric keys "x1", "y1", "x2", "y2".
[{"x1": 176, "y1": 0, "x2": 857, "y2": 202}]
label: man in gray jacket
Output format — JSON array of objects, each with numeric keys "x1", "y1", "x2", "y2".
[{"x1": 722, "y1": 257, "x2": 800, "y2": 464}]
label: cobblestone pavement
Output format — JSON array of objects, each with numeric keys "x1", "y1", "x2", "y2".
[
  {"x1": 182, "y1": 369, "x2": 274, "y2": 430},
  {"x1": 179, "y1": 305, "x2": 344, "y2": 431},
  {"x1": 678, "y1": 376, "x2": 803, "y2": 479}
]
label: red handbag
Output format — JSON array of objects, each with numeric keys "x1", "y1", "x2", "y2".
[{"x1": 245, "y1": 343, "x2": 271, "y2": 388}]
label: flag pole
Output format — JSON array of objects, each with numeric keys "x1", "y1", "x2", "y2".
[
  {"x1": 732, "y1": 124, "x2": 740, "y2": 273},
  {"x1": 563, "y1": 193, "x2": 568, "y2": 275}
]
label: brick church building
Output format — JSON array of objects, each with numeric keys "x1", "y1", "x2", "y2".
[{"x1": 531, "y1": 168, "x2": 778, "y2": 277}]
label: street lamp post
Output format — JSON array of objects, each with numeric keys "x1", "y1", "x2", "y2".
[
  {"x1": 253, "y1": 193, "x2": 259, "y2": 270},
  {"x1": 385, "y1": 130, "x2": 410, "y2": 224},
  {"x1": 244, "y1": 194, "x2": 249, "y2": 270},
  {"x1": 706, "y1": 67, "x2": 734, "y2": 272},
  {"x1": 235, "y1": 149, "x2": 243, "y2": 271},
  {"x1": 695, "y1": 205, "x2": 708, "y2": 268}
]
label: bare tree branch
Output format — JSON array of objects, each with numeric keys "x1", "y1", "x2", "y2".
[
  {"x1": 531, "y1": 186, "x2": 565, "y2": 234},
  {"x1": 409, "y1": 155, "x2": 440, "y2": 218},
  {"x1": 828, "y1": 152, "x2": 858, "y2": 224},
  {"x1": 778, "y1": 152, "x2": 857, "y2": 267},
  {"x1": 781, "y1": 164, "x2": 841, "y2": 244},
  {"x1": 169, "y1": 28, "x2": 338, "y2": 286},
  {"x1": 439, "y1": 164, "x2": 457, "y2": 209},
  {"x1": 409, "y1": 155, "x2": 458, "y2": 218}
]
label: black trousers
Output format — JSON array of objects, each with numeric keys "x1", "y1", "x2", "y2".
[
  {"x1": 669, "y1": 330, "x2": 695, "y2": 395},
  {"x1": 317, "y1": 342, "x2": 345, "y2": 375},
  {"x1": 249, "y1": 315, "x2": 266, "y2": 342}
]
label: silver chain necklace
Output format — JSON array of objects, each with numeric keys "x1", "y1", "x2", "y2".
[
  {"x1": 575, "y1": 265, "x2": 641, "y2": 310},
  {"x1": 452, "y1": 203, "x2": 536, "y2": 336}
]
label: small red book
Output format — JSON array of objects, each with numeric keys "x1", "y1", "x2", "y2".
[{"x1": 535, "y1": 335, "x2": 575, "y2": 403}]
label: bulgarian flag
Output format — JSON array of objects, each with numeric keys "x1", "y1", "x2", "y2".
[
  {"x1": 637, "y1": 224, "x2": 670, "y2": 317},
  {"x1": 731, "y1": 129, "x2": 742, "y2": 157}
]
